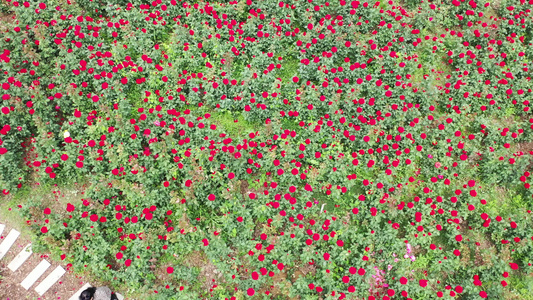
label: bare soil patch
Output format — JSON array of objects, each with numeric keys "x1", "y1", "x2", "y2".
[{"x1": 183, "y1": 250, "x2": 223, "y2": 292}]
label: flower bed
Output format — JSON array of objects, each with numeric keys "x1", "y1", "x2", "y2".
[{"x1": 1, "y1": 0, "x2": 533, "y2": 298}]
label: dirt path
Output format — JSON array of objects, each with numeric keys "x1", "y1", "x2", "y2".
[{"x1": 0, "y1": 212, "x2": 93, "y2": 300}]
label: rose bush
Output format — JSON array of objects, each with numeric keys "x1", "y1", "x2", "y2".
[{"x1": 1, "y1": 0, "x2": 533, "y2": 299}]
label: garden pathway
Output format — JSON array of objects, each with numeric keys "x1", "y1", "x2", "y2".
[{"x1": 0, "y1": 222, "x2": 124, "y2": 300}]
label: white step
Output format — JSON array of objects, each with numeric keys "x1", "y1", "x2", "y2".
[
  {"x1": 0, "y1": 228, "x2": 20, "y2": 260},
  {"x1": 8, "y1": 244, "x2": 33, "y2": 271},
  {"x1": 34, "y1": 265, "x2": 66, "y2": 296},
  {"x1": 0, "y1": 223, "x2": 5, "y2": 236},
  {"x1": 69, "y1": 283, "x2": 92, "y2": 300},
  {"x1": 21, "y1": 259, "x2": 51, "y2": 290}
]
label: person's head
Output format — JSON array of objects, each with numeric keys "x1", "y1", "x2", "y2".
[{"x1": 79, "y1": 287, "x2": 96, "y2": 300}]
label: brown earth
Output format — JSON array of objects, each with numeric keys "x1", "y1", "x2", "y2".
[{"x1": 181, "y1": 250, "x2": 224, "y2": 294}]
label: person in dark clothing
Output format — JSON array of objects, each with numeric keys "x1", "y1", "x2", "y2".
[
  {"x1": 79, "y1": 287, "x2": 96, "y2": 300},
  {"x1": 79, "y1": 286, "x2": 119, "y2": 300}
]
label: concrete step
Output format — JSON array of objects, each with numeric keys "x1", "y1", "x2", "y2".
[
  {"x1": 69, "y1": 283, "x2": 92, "y2": 300},
  {"x1": 0, "y1": 228, "x2": 20, "y2": 260},
  {"x1": 20, "y1": 259, "x2": 51, "y2": 290},
  {"x1": 7, "y1": 243, "x2": 32, "y2": 272},
  {"x1": 34, "y1": 265, "x2": 66, "y2": 296}
]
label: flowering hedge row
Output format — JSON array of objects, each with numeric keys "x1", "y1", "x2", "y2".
[{"x1": 1, "y1": 0, "x2": 533, "y2": 299}]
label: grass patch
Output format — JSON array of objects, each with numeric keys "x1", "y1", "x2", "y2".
[
  {"x1": 1, "y1": 179, "x2": 85, "y2": 232},
  {"x1": 508, "y1": 274, "x2": 533, "y2": 300},
  {"x1": 0, "y1": 191, "x2": 35, "y2": 238},
  {"x1": 481, "y1": 186, "x2": 530, "y2": 217},
  {"x1": 280, "y1": 118, "x2": 300, "y2": 131},
  {"x1": 278, "y1": 56, "x2": 299, "y2": 83},
  {"x1": 210, "y1": 111, "x2": 262, "y2": 139},
  {"x1": 3, "y1": 178, "x2": 90, "y2": 250}
]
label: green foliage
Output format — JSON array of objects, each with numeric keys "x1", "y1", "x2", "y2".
[{"x1": 1, "y1": 0, "x2": 533, "y2": 299}]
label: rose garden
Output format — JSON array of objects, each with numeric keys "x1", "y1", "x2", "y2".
[{"x1": 0, "y1": 0, "x2": 533, "y2": 299}]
